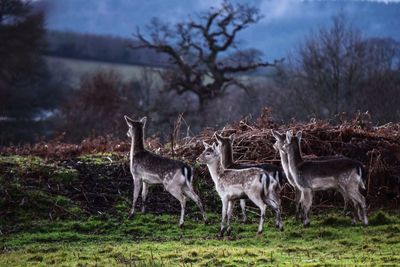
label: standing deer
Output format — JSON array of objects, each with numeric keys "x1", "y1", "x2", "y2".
[
  {"x1": 271, "y1": 130, "x2": 348, "y2": 219},
  {"x1": 278, "y1": 130, "x2": 368, "y2": 226},
  {"x1": 271, "y1": 130, "x2": 302, "y2": 217},
  {"x1": 215, "y1": 133, "x2": 282, "y2": 223},
  {"x1": 124, "y1": 115, "x2": 208, "y2": 227},
  {"x1": 197, "y1": 142, "x2": 283, "y2": 236}
]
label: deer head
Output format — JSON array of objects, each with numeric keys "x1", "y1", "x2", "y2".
[
  {"x1": 124, "y1": 115, "x2": 147, "y2": 138},
  {"x1": 197, "y1": 142, "x2": 220, "y2": 165}
]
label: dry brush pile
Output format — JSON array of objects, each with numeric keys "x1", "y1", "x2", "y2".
[{"x1": 1, "y1": 110, "x2": 400, "y2": 227}]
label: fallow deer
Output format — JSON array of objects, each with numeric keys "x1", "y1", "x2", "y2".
[
  {"x1": 124, "y1": 115, "x2": 208, "y2": 227},
  {"x1": 279, "y1": 130, "x2": 368, "y2": 226},
  {"x1": 215, "y1": 133, "x2": 282, "y2": 223},
  {"x1": 271, "y1": 130, "x2": 349, "y2": 218},
  {"x1": 197, "y1": 142, "x2": 283, "y2": 236}
]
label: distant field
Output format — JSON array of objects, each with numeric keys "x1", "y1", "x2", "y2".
[
  {"x1": 44, "y1": 56, "x2": 270, "y2": 89},
  {"x1": 44, "y1": 56, "x2": 163, "y2": 87}
]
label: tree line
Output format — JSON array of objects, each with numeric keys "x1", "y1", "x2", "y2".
[{"x1": 1, "y1": 0, "x2": 400, "y2": 145}]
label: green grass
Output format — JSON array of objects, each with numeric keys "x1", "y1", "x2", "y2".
[{"x1": 1, "y1": 211, "x2": 399, "y2": 266}]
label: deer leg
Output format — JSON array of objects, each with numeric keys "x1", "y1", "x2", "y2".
[
  {"x1": 265, "y1": 196, "x2": 283, "y2": 231},
  {"x1": 141, "y1": 182, "x2": 149, "y2": 213},
  {"x1": 247, "y1": 193, "x2": 267, "y2": 235},
  {"x1": 347, "y1": 188, "x2": 360, "y2": 224},
  {"x1": 129, "y1": 177, "x2": 142, "y2": 219},
  {"x1": 294, "y1": 188, "x2": 302, "y2": 221},
  {"x1": 182, "y1": 185, "x2": 208, "y2": 224},
  {"x1": 240, "y1": 199, "x2": 247, "y2": 223},
  {"x1": 350, "y1": 198, "x2": 359, "y2": 225},
  {"x1": 350, "y1": 190, "x2": 368, "y2": 226},
  {"x1": 359, "y1": 193, "x2": 368, "y2": 226},
  {"x1": 302, "y1": 189, "x2": 313, "y2": 227},
  {"x1": 220, "y1": 197, "x2": 229, "y2": 237},
  {"x1": 338, "y1": 187, "x2": 349, "y2": 215},
  {"x1": 226, "y1": 200, "x2": 234, "y2": 236},
  {"x1": 179, "y1": 196, "x2": 187, "y2": 228},
  {"x1": 166, "y1": 181, "x2": 186, "y2": 227}
]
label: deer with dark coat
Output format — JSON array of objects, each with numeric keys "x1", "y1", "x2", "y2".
[
  {"x1": 271, "y1": 130, "x2": 350, "y2": 219},
  {"x1": 276, "y1": 130, "x2": 368, "y2": 226},
  {"x1": 125, "y1": 115, "x2": 208, "y2": 227}
]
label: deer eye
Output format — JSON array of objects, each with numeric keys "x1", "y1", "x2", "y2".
[{"x1": 206, "y1": 152, "x2": 211, "y2": 156}]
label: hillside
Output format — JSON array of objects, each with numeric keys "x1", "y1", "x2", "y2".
[{"x1": 44, "y1": 56, "x2": 163, "y2": 87}]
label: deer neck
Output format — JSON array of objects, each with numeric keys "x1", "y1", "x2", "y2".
[
  {"x1": 220, "y1": 145, "x2": 234, "y2": 168},
  {"x1": 279, "y1": 150, "x2": 291, "y2": 182},
  {"x1": 206, "y1": 158, "x2": 224, "y2": 186},
  {"x1": 286, "y1": 145, "x2": 304, "y2": 189},
  {"x1": 131, "y1": 126, "x2": 145, "y2": 154}
]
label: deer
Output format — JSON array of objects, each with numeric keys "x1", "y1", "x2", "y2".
[
  {"x1": 197, "y1": 142, "x2": 283, "y2": 237},
  {"x1": 215, "y1": 133, "x2": 283, "y2": 223},
  {"x1": 276, "y1": 130, "x2": 368, "y2": 226},
  {"x1": 124, "y1": 115, "x2": 208, "y2": 227},
  {"x1": 271, "y1": 130, "x2": 349, "y2": 219}
]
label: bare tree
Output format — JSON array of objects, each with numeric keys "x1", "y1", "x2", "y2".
[
  {"x1": 274, "y1": 15, "x2": 400, "y2": 122},
  {"x1": 60, "y1": 71, "x2": 125, "y2": 141},
  {"x1": 297, "y1": 15, "x2": 365, "y2": 117},
  {"x1": 131, "y1": 1, "x2": 278, "y2": 111}
]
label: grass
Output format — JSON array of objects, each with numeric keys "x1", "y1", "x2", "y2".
[
  {"x1": 1, "y1": 154, "x2": 399, "y2": 265},
  {"x1": 1, "y1": 211, "x2": 399, "y2": 266}
]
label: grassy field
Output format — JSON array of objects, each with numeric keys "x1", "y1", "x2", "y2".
[
  {"x1": 1, "y1": 211, "x2": 399, "y2": 266},
  {"x1": 1, "y1": 154, "x2": 399, "y2": 266},
  {"x1": 44, "y1": 56, "x2": 164, "y2": 86}
]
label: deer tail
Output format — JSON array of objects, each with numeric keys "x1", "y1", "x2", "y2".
[
  {"x1": 357, "y1": 166, "x2": 366, "y2": 190},
  {"x1": 182, "y1": 165, "x2": 193, "y2": 186},
  {"x1": 261, "y1": 173, "x2": 270, "y2": 198},
  {"x1": 275, "y1": 170, "x2": 282, "y2": 191}
]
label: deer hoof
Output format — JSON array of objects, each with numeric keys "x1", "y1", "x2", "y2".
[
  {"x1": 256, "y1": 230, "x2": 263, "y2": 236},
  {"x1": 226, "y1": 227, "x2": 232, "y2": 236},
  {"x1": 179, "y1": 223, "x2": 184, "y2": 229},
  {"x1": 219, "y1": 229, "x2": 225, "y2": 238}
]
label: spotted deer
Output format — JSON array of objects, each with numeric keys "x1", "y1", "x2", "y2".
[
  {"x1": 279, "y1": 130, "x2": 368, "y2": 226},
  {"x1": 124, "y1": 115, "x2": 208, "y2": 227},
  {"x1": 215, "y1": 133, "x2": 282, "y2": 223},
  {"x1": 197, "y1": 142, "x2": 283, "y2": 236}
]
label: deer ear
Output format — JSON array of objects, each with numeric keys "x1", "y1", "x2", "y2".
[
  {"x1": 214, "y1": 143, "x2": 220, "y2": 153},
  {"x1": 286, "y1": 130, "x2": 293, "y2": 143},
  {"x1": 140, "y1": 116, "x2": 147, "y2": 126},
  {"x1": 215, "y1": 133, "x2": 223, "y2": 143},
  {"x1": 124, "y1": 115, "x2": 133, "y2": 127},
  {"x1": 202, "y1": 141, "x2": 210, "y2": 148},
  {"x1": 296, "y1": 131, "x2": 302, "y2": 141},
  {"x1": 271, "y1": 130, "x2": 282, "y2": 140},
  {"x1": 212, "y1": 142, "x2": 218, "y2": 150}
]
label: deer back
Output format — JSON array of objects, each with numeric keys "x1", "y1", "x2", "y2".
[{"x1": 297, "y1": 158, "x2": 363, "y2": 190}]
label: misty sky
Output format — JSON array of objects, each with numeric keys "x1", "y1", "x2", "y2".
[{"x1": 40, "y1": 0, "x2": 400, "y2": 60}]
